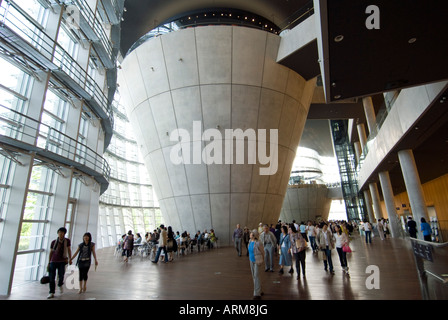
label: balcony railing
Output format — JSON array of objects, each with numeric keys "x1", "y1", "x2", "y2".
[
  {"x1": 0, "y1": 0, "x2": 114, "y2": 148},
  {"x1": 0, "y1": 104, "x2": 110, "y2": 194}
]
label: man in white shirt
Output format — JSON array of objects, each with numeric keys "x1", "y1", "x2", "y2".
[
  {"x1": 364, "y1": 220, "x2": 372, "y2": 244},
  {"x1": 306, "y1": 222, "x2": 317, "y2": 252}
]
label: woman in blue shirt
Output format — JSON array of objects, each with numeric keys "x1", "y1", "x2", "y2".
[
  {"x1": 278, "y1": 225, "x2": 293, "y2": 275},
  {"x1": 420, "y1": 218, "x2": 432, "y2": 242}
]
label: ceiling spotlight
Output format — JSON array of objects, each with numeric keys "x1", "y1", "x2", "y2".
[
  {"x1": 408, "y1": 38, "x2": 417, "y2": 44},
  {"x1": 334, "y1": 35, "x2": 344, "y2": 42}
]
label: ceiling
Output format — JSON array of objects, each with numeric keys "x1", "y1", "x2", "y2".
[
  {"x1": 120, "y1": 0, "x2": 311, "y2": 55},
  {"x1": 317, "y1": 0, "x2": 448, "y2": 102}
]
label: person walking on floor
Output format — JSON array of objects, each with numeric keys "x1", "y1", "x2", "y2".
[
  {"x1": 260, "y1": 224, "x2": 277, "y2": 272},
  {"x1": 248, "y1": 229, "x2": 264, "y2": 300},
  {"x1": 306, "y1": 221, "x2": 317, "y2": 252},
  {"x1": 243, "y1": 227, "x2": 250, "y2": 256},
  {"x1": 233, "y1": 224, "x2": 243, "y2": 257},
  {"x1": 377, "y1": 219, "x2": 385, "y2": 240},
  {"x1": 420, "y1": 218, "x2": 432, "y2": 242},
  {"x1": 407, "y1": 217, "x2": 418, "y2": 239},
  {"x1": 278, "y1": 225, "x2": 293, "y2": 275},
  {"x1": 289, "y1": 224, "x2": 306, "y2": 279},
  {"x1": 166, "y1": 226, "x2": 176, "y2": 261},
  {"x1": 363, "y1": 220, "x2": 373, "y2": 244},
  {"x1": 334, "y1": 225, "x2": 349, "y2": 275},
  {"x1": 70, "y1": 232, "x2": 98, "y2": 293},
  {"x1": 152, "y1": 224, "x2": 168, "y2": 263},
  {"x1": 317, "y1": 222, "x2": 335, "y2": 275},
  {"x1": 122, "y1": 230, "x2": 134, "y2": 262},
  {"x1": 47, "y1": 227, "x2": 72, "y2": 299}
]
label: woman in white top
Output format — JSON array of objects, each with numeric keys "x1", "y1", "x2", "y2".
[
  {"x1": 306, "y1": 222, "x2": 317, "y2": 252},
  {"x1": 363, "y1": 220, "x2": 372, "y2": 244},
  {"x1": 334, "y1": 225, "x2": 349, "y2": 274}
]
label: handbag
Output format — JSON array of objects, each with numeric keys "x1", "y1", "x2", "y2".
[
  {"x1": 166, "y1": 239, "x2": 174, "y2": 252},
  {"x1": 40, "y1": 275, "x2": 50, "y2": 284},
  {"x1": 342, "y1": 244, "x2": 352, "y2": 253},
  {"x1": 318, "y1": 249, "x2": 327, "y2": 261},
  {"x1": 296, "y1": 236, "x2": 307, "y2": 252},
  {"x1": 254, "y1": 242, "x2": 263, "y2": 265}
]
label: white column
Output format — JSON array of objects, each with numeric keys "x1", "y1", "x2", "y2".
[
  {"x1": 378, "y1": 171, "x2": 403, "y2": 238},
  {"x1": 354, "y1": 141, "x2": 362, "y2": 163},
  {"x1": 357, "y1": 123, "x2": 368, "y2": 150},
  {"x1": 398, "y1": 149, "x2": 429, "y2": 240},
  {"x1": 368, "y1": 182, "x2": 383, "y2": 221},
  {"x1": 362, "y1": 96, "x2": 377, "y2": 134},
  {"x1": 363, "y1": 189, "x2": 375, "y2": 223}
]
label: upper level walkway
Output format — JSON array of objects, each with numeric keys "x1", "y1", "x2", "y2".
[{"x1": 1, "y1": 231, "x2": 423, "y2": 301}]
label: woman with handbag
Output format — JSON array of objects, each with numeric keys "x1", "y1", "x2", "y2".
[
  {"x1": 278, "y1": 225, "x2": 293, "y2": 275},
  {"x1": 248, "y1": 229, "x2": 264, "y2": 300},
  {"x1": 334, "y1": 225, "x2": 350, "y2": 274},
  {"x1": 289, "y1": 224, "x2": 307, "y2": 279},
  {"x1": 70, "y1": 232, "x2": 98, "y2": 293}
]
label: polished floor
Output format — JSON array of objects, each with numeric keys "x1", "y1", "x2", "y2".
[{"x1": 2, "y1": 232, "x2": 422, "y2": 300}]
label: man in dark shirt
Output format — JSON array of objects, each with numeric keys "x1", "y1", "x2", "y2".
[
  {"x1": 407, "y1": 217, "x2": 417, "y2": 238},
  {"x1": 47, "y1": 227, "x2": 71, "y2": 299}
]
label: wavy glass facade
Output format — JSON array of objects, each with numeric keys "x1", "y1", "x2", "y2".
[{"x1": 98, "y1": 91, "x2": 162, "y2": 248}]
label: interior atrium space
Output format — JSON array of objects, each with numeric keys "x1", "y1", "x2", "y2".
[{"x1": 0, "y1": 0, "x2": 447, "y2": 304}]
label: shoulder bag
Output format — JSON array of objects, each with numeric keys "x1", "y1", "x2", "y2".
[{"x1": 254, "y1": 242, "x2": 263, "y2": 265}]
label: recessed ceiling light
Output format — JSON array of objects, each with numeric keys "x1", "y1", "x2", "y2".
[
  {"x1": 408, "y1": 38, "x2": 417, "y2": 44},
  {"x1": 334, "y1": 35, "x2": 344, "y2": 42}
]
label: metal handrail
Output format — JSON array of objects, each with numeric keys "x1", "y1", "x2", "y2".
[
  {"x1": 0, "y1": 1, "x2": 113, "y2": 128},
  {"x1": 57, "y1": 0, "x2": 113, "y2": 59},
  {"x1": 425, "y1": 270, "x2": 448, "y2": 284},
  {"x1": 0, "y1": 104, "x2": 110, "y2": 182},
  {"x1": 278, "y1": 0, "x2": 315, "y2": 32}
]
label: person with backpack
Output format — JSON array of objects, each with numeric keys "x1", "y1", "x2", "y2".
[
  {"x1": 47, "y1": 227, "x2": 72, "y2": 299},
  {"x1": 70, "y1": 232, "x2": 98, "y2": 293}
]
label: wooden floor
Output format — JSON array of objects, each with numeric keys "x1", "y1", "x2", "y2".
[{"x1": 2, "y1": 232, "x2": 422, "y2": 301}]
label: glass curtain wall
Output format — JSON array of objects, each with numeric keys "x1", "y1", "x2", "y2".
[
  {"x1": 0, "y1": 0, "x2": 121, "y2": 294},
  {"x1": 98, "y1": 90, "x2": 162, "y2": 248}
]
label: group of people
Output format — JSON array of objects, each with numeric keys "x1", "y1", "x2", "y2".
[
  {"x1": 45, "y1": 227, "x2": 98, "y2": 299},
  {"x1": 118, "y1": 225, "x2": 219, "y2": 264},
  {"x1": 234, "y1": 220, "x2": 353, "y2": 300},
  {"x1": 407, "y1": 216, "x2": 433, "y2": 241},
  {"x1": 360, "y1": 219, "x2": 389, "y2": 243},
  {"x1": 361, "y1": 216, "x2": 434, "y2": 243}
]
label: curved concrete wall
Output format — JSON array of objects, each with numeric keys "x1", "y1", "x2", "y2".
[
  {"x1": 118, "y1": 26, "x2": 316, "y2": 245},
  {"x1": 280, "y1": 185, "x2": 331, "y2": 223}
]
